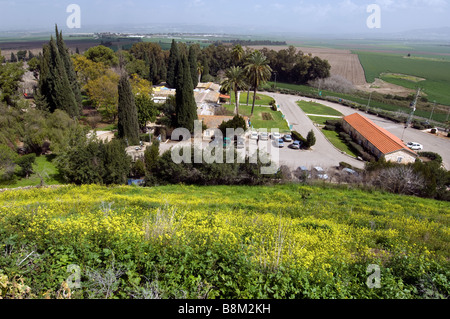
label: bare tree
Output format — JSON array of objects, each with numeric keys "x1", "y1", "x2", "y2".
[
  {"x1": 374, "y1": 166, "x2": 424, "y2": 196},
  {"x1": 309, "y1": 75, "x2": 355, "y2": 94}
]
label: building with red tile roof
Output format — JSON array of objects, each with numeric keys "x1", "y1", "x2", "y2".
[{"x1": 343, "y1": 113, "x2": 418, "y2": 164}]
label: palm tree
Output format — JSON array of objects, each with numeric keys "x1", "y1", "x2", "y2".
[
  {"x1": 221, "y1": 66, "x2": 247, "y2": 116},
  {"x1": 197, "y1": 62, "x2": 204, "y2": 84},
  {"x1": 231, "y1": 44, "x2": 244, "y2": 66},
  {"x1": 244, "y1": 51, "x2": 272, "y2": 117}
]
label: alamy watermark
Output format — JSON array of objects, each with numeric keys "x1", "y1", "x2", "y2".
[
  {"x1": 66, "y1": 4, "x2": 81, "y2": 29},
  {"x1": 170, "y1": 121, "x2": 280, "y2": 175},
  {"x1": 367, "y1": 4, "x2": 381, "y2": 29},
  {"x1": 366, "y1": 264, "x2": 381, "y2": 289}
]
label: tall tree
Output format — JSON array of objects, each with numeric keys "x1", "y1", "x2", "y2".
[
  {"x1": 221, "y1": 66, "x2": 247, "y2": 116},
  {"x1": 197, "y1": 62, "x2": 204, "y2": 84},
  {"x1": 56, "y1": 25, "x2": 83, "y2": 111},
  {"x1": 188, "y1": 45, "x2": 199, "y2": 89},
  {"x1": 39, "y1": 37, "x2": 79, "y2": 117},
  {"x1": 166, "y1": 39, "x2": 179, "y2": 88},
  {"x1": 175, "y1": 53, "x2": 198, "y2": 132},
  {"x1": 231, "y1": 44, "x2": 244, "y2": 66},
  {"x1": 244, "y1": 51, "x2": 272, "y2": 117},
  {"x1": 101, "y1": 139, "x2": 131, "y2": 185},
  {"x1": 149, "y1": 54, "x2": 159, "y2": 84},
  {"x1": 117, "y1": 74, "x2": 140, "y2": 146}
]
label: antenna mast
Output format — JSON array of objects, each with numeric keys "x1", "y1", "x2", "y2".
[{"x1": 402, "y1": 87, "x2": 421, "y2": 141}]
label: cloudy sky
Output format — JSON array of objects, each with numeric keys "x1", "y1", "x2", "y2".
[{"x1": 0, "y1": 0, "x2": 449, "y2": 34}]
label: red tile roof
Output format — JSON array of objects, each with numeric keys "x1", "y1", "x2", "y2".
[{"x1": 343, "y1": 113, "x2": 416, "y2": 155}]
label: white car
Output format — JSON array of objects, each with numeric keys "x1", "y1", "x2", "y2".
[
  {"x1": 283, "y1": 134, "x2": 293, "y2": 142},
  {"x1": 250, "y1": 132, "x2": 259, "y2": 140},
  {"x1": 271, "y1": 132, "x2": 281, "y2": 140},
  {"x1": 407, "y1": 142, "x2": 423, "y2": 151},
  {"x1": 260, "y1": 132, "x2": 269, "y2": 141},
  {"x1": 313, "y1": 167, "x2": 329, "y2": 180}
]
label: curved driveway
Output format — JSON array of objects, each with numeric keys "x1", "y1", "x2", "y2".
[
  {"x1": 264, "y1": 92, "x2": 365, "y2": 170},
  {"x1": 265, "y1": 92, "x2": 450, "y2": 170}
]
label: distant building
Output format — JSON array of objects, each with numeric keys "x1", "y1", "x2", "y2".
[{"x1": 343, "y1": 113, "x2": 418, "y2": 164}]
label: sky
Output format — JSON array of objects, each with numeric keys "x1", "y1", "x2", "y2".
[{"x1": 0, "y1": 0, "x2": 449, "y2": 35}]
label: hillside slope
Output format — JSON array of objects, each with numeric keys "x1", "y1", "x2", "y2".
[{"x1": 0, "y1": 184, "x2": 448, "y2": 299}]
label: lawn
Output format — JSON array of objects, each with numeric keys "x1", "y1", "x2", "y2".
[
  {"x1": 0, "y1": 155, "x2": 64, "y2": 188},
  {"x1": 230, "y1": 92, "x2": 275, "y2": 106},
  {"x1": 223, "y1": 103, "x2": 289, "y2": 132},
  {"x1": 308, "y1": 116, "x2": 340, "y2": 126},
  {"x1": 297, "y1": 101, "x2": 343, "y2": 116},
  {"x1": 321, "y1": 129, "x2": 358, "y2": 157}
]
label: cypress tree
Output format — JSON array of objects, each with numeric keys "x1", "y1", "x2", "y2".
[
  {"x1": 56, "y1": 26, "x2": 82, "y2": 112},
  {"x1": 202, "y1": 58, "x2": 210, "y2": 82},
  {"x1": 39, "y1": 37, "x2": 78, "y2": 117},
  {"x1": 158, "y1": 56, "x2": 167, "y2": 82},
  {"x1": 166, "y1": 39, "x2": 179, "y2": 88},
  {"x1": 150, "y1": 54, "x2": 159, "y2": 84},
  {"x1": 118, "y1": 74, "x2": 140, "y2": 146},
  {"x1": 175, "y1": 53, "x2": 198, "y2": 132},
  {"x1": 188, "y1": 45, "x2": 199, "y2": 89}
]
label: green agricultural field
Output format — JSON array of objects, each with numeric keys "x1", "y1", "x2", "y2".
[
  {"x1": 356, "y1": 51, "x2": 450, "y2": 106},
  {"x1": 0, "y1": 184, "x2": 448, "y2": 299}
]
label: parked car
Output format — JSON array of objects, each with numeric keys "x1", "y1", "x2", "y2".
[
  {"x1": 260, "y1": 132, "x2": 269, "y2": 140},
  {"x1": 313, "y1": 167, "x2": 329, "y2": 180},
  {"x1": 274, "y1": 138, "x2": 285, "y2": 148},
  {"x1": 283, "y1": 134, "x2": 293, "y2": 142},
  {"x1": 250, "y1": 131, "x2": 259, "y2": 140},
  {"x1": 271, "y1": 132, "x2": 281, "y2": 140},
  {"x1": 289, "y1": 140, "x2": 301, "y2": 149},
  {"x1": 406, "y1": 142, "x2": 423, "y2": 150},
  {"x1": 236, "y1": 137, "x2": 245, "y2": 149},
  {"x1": 343, "y1": 168, "x2": 358, "y2": 176}
]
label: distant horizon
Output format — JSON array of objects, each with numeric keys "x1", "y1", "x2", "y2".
[
  {"x1": 1, "y1": 23, "x2": 450, "y2": 43},
  {"x1": 1, "y1": 0, "x2": 450, "y2": 40}
]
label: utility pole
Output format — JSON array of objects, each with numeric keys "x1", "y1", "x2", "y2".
[
  {"x1": 429, "y1": 100, "x2": 436, "y2": 122},
  {"x1": 366, "y1": 91, "x2": 373, "y2": 113},
  {"x1": 402, "y1": 87, "x2": 421, "y2": 141}
]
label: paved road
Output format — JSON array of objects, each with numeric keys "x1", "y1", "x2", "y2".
[
  {"x1": 266, "y1": 92, "x2": 450, "y2": 170},
  {"x1": 159, "y1": 92, "x2": 450, "y2": 173},
  {"x1": 265, "y1": 93, "x2": 366, "y2": 170}
]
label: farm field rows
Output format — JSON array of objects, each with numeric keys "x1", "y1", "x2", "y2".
[
  {"x1": 356, "y1": 51, "x2": 450, "y2": 106},
  {"x1": 0, "y1": 184, "x2": 448, "y2": 299},
  {"x1": 250, "y1": 45, "x2": 367, "y2": 86}
]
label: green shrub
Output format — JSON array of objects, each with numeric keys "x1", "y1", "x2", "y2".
[
  {"x1": 291, "y1": 131, "x2": 308, "y2": 148},
  {"x1": 417, "y1": 152, "x2": 443, "y2": 164},
  {"x1": 140, "y1": 133, "x2": 151, "y2": 143}
]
